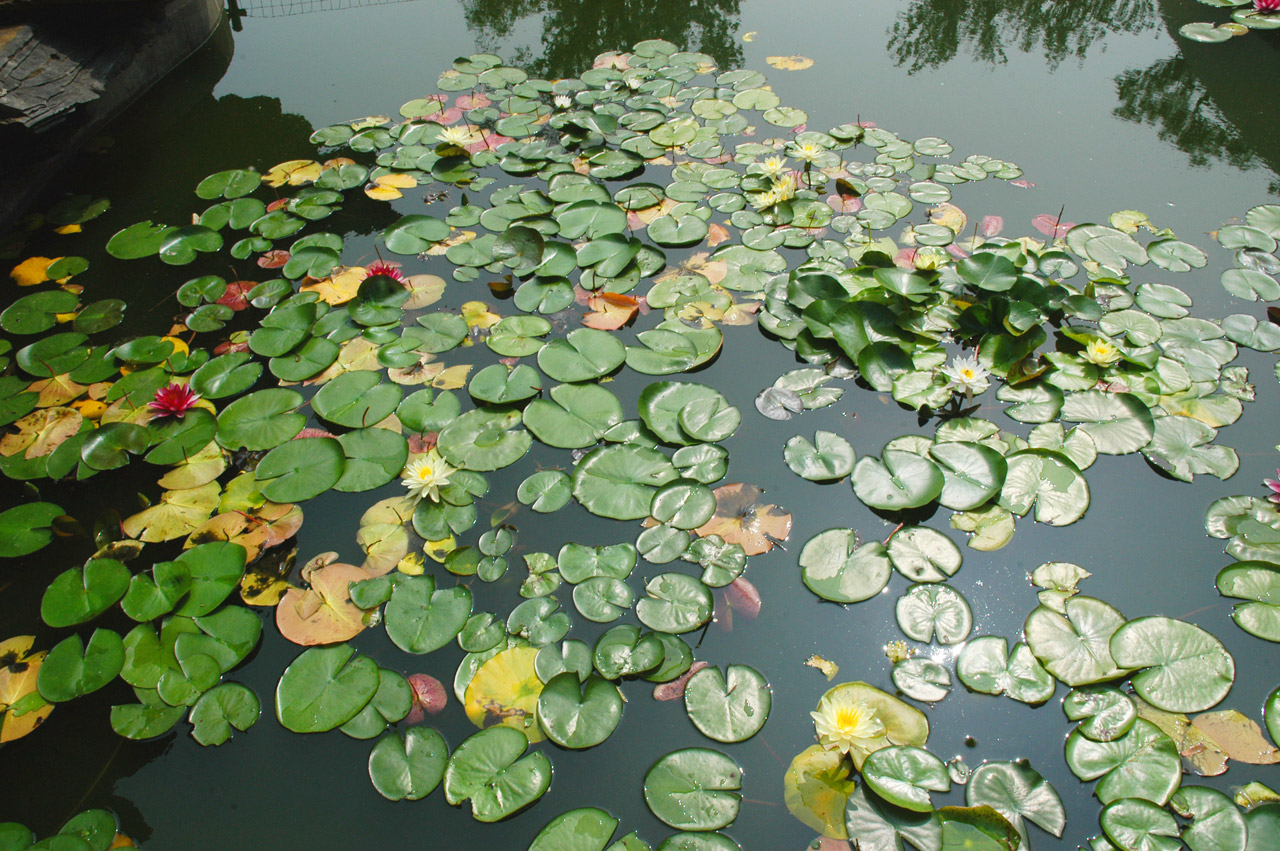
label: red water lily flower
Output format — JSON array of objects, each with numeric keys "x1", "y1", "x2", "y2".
[
  {"x1": 363, "y1": 260, "x2": 404, "y2": 282},
  {"x1": 149, "y1": 383, "x2": 200, "y2": 418},
  {"x1": 1257, "y1": 0, "x2": 1280, "y2": 12}
]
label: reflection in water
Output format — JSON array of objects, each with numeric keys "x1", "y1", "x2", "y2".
[
  {"x1": 459, "y1": 0, "x2": 742, "y2": 77},
  {"x1": 887, "y1": 0, "x2": 1157, "y2": 72},
  {"x1": 1114, "y1": 56, "x2": 1255, "y2": 170}
]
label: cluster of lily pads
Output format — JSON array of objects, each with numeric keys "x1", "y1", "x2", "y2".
[
  {"x1": 0, "y1": 808, "x2": 137, "y2": 850},
  {"x1": 1179, "y1": 0, "x2": 1280, "y2": 42},
  {"x1": 2, "y1": 36, "x2": 1280, "y2": 851}
]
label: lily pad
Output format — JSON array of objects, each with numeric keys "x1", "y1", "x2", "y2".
[
  {"x1": 683, "y1": 665, "x2": 771, "y2": 743},
  {"x1": 1109, "y1": 616, "x2": 1234, "y2": 713},
  {"x1": 443, "y1": 726, "x2": 552, "y2": 821},
  {"x1": 368, "y1": 726, "x2": 448, "y2": 801},
  {"x1": 644, "y1": 748, "x2": 742, "y2": 831},
  {"x1": 800, "y1": 530, "x2": 892, "y2": 603},
  {"x1": 537, "y1": 672, "x2": 623, "y2": 748}
]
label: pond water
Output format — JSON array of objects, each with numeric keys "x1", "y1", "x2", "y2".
[{"x1": 2, "y1": 1, "x2": 1279, "y2": 849}]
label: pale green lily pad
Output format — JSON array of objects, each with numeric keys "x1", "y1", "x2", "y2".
[{"x1": 1109, "y1": 616, "x2": 1234, "y2": 713}]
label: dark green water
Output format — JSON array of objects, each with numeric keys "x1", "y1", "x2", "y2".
[{"x1": 2, "y1": 0, "x2": 1279, "y2": 848}]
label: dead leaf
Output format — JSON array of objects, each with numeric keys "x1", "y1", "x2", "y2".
[
  {"x1": 653, "y1": 661, "x2": 711, "y2": 701},
  {"x1": 262, "y1": 160, "x2": 323, "y2": 188},
  {"x1": 0, "y1": 637, "x2": 53, "y2": 742},
  {"x1": 694, "y1": 483, "x2": 792, "y2": 555},
  {"x1": 1192, "y1": 710, "x2": 1280, "y2": 765},
  {"x1": 300, "y1": 266, "x2": 364, "y2": 305},
  {"x1": 432, "y1": 364, "x2": 472, "y2": 390},
  {"x1": 10, "y1": 256, "x2": 55, "y2": 286},
  {"x1": 275, "y1": 554, "x2": 370, "y2": 646},
  {"x1": 766, "y1": 55, "x2": 815, "y2": 71},
  {"x1": 707, "y1": 223, "x2": 731, "y2": 247},
  {"x1": 805, "y1": 655, "x2": 839, "y2": 681},
  {"x1": 29, "y1": 375, "x2": 88, "y2": 408},
  {"x1": 582, "y1": 293, "x2": 640, "y2": 330},
  {"x1": 0, "y1": 407, "x2": 82, "y2": 459},
  {"x1": 122, "y1": 481, "x2": 221, "y2": 542}
]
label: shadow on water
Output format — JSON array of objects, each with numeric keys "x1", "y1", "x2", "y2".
[{"x1": 459, "y1": 0, "x2": 743, "y2": 78}]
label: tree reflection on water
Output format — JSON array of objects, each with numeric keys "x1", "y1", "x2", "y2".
[
  {"x1": 459, "y1": 0, "x2": 742, "y2": 79},
  {"x1": 887, "y1": 0, "x2": 1157, "y2": 72}
]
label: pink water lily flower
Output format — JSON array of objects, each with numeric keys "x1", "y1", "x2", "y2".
[
  {"x1": 149, "y1": 383, "x2": 201, "y2": 418},
  {"x1": 1265, "y1": 469, "x2": 1280, "y2": 503},
  {"x1": 1256, "y1": 0, "x2": 1280, "y2": 13}
]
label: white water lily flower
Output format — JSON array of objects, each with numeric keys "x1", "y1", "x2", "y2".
[
  {"x1": 401, "y1": 449, "x2": 456, "y2": 502},
  {"x1": 940, "y1": 353, "x2": 991, "y2": 395},
  {"x1": 438, "y1": 125, "x2": 473, "y2": 147},
  {"x1": 810, "y1": 693, "x2": 885, "y2": 755},
  {"x1": 553, "y1": 94, "x2": 573, "y2": 109},
  {"x1": 1082, "y1": 338, "x2": 1122, "y2": 366}
]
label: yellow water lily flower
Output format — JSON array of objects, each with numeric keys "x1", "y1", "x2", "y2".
[
  {"x1": 810, "y1": 693, "x2": 885, "y2": 755},
  {"x1": 759, "y1": 155, "x2": 788, "y2": 179},
  {"x1": 1082, "y1": 338, "x2": 1121, "y2": 366}
]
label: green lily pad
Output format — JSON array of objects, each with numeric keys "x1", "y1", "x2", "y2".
[
  {"x1": 636, "y1": 573, "x2": 713, "y2": 634},
  {"x1": 1000, "y1": 450, "x2": 1090, "y2": 527},
  {"x1": 523, "y1": 383, "x2": 624, "y2": 449},
  {"x1": 572, "y1": 577, "x2": 634, "y2": 623},
  {"x1": 383, "y1": 215, "x2": 450, "y2": 254},
  {"x1": 892, "y1": 658, "x2": 952, "y2": 703},
  {"x1": 593, "y1": 625, "x2": 664, "y2": 679},
  {"x1": 40, "y1": 558, "x2": 130, "y2": 628},
  {"x1": 537, "y1": 672, "x2": 623, "y2": 748},
  {"x1": 887, "y1": 527, "x2": 962, "y2": 583},
  {"x1": 1216, "y1": 561, "x2": 1280, "y2": 641},
  {"x1": 1170, "y1": 786, "x2": 1247, "y2": 851},
  {"x1": 0, "y1": 502, "x2": 63, "y2": 557},
  {"x1": 1060, "y1": 391, "x2": 1154, "y2": 455},
  {"x1": 189, "y1": 682, "x2": 260, "y2": 746},
  {"x1": 368, "y1": 726, "x2": 448, "y2": 801},
  {"x1": 37, "y1": 628, "x2": 124, "y2": 703},
  {"x1": 215, "y1": 388, "x2": 304, "y2": 451},
  {"x1": 312, "y1": 371, "x2": 402, "y2": 429},
  {"x1": 529, "y1": 808, "x2": 620, "y2": 851},
  {"x1": 1064, "y1": 718, "x2": 1181, "y2": 805},
  {"x1": 683, "y1": 665, "x2": 770, "y2": 743},
  {"x1": 537, "y1": 328, "x2": 627, "y2": 383},
  {"x1": 1109, "y1": 616, "x2": 1234, "y2": 713},
  {"x1": 862, "y1": 746, "x2": 949, "y2": 813},
  {"x1": 191, "y1": 352, "x2": 262, "y2": 399},
  {"x1": 517, "y1": 470, "x2": 573, "y2": 513},
  {"x1": 385, "y1": 574, "x2": 472, "y2": 654},
  {"x1": 644, "y1": 748, "x2": 742, "y2": 831},
  {"x1": 784, "y1": 431, "x2": 855, "y2": 481},
  {"x1": 896, "y1": 584, "x2": 972, "y2": 644},
  {"x1": 1064, "y1": 687, "x2": 1137, "y2": 742},
  {"x1": 800, "y1": 530, "x2": 892, "y2": 604},
  {"x1": 275, "y1": 643, "x2": 379, "y2": 733},
  {"x1": 966, "y1": 761, "x2": 1065, "y2": 843},
  {"x1": 573, "y1": 444, "x2": 679, "y2": 520},
  {"x1": 437, "y1": 408, "x2": 531, "y2": 472},
  {"x1": 443, "y1": 726, "x2": 552, "y2": 821},
  {"x1": 928, "y1": 442, "x2": 1007, "y2": 511},
  {"x1": 1100, "y1": 797, "x2": 1180, "y2": 851},
  {"x1": 255, "y1": 437, "x2": 345, "y2": 502},
  {"x1": 852, "y1": 450, "x2": 944, "y2": 511},
  {"x1": 844, "y1": 784, "x2": 941, "y2": 851},
  {"x1": 1024, "y1": 596, "x2": 1129, "y2": 686},
  {"x1": 956, "y1": 637, "x2": 1054, "y2": 704}
]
